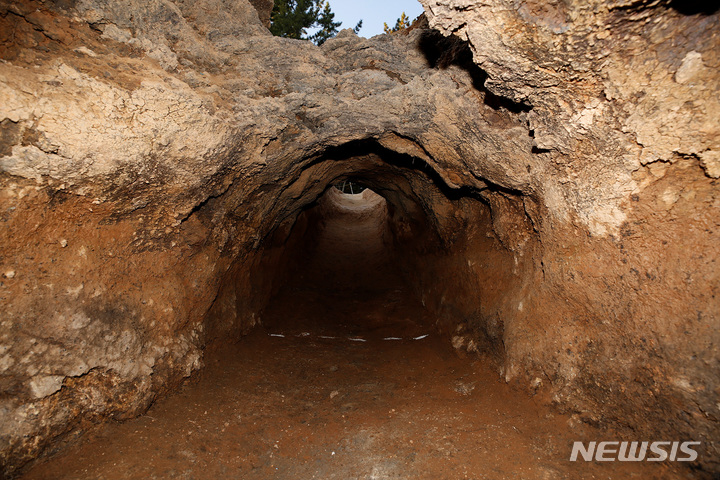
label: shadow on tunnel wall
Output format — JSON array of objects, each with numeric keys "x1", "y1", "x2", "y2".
[{"x1": 416, "y1": 26, "x2": 531, "y2": 114}]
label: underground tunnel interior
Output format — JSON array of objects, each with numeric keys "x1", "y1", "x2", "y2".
[
  {"x1": 13, "y1": 140, "x2": 712, "y2": 479},
  {"x1": 1, "y1": 0, "x2": 719, "y2": 478},
  {"x1": 16, "y1": 145, "x2": 694, "y2": 480},
  {"x1": 200, "y1": 139, "x2": 533, "y2": 355}
]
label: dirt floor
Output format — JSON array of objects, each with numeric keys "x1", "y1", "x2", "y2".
[{"x1": 20, "y1": 190, "x2": 694, "y2": 479}]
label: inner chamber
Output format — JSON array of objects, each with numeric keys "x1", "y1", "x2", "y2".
[{"x1": 261, "y1": 181, "x2": 431, "y2": 340}]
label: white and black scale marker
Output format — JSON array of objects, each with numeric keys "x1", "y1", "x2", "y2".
[{"x1": 267, "y1": 333, "x2": 429, "y2": 341}]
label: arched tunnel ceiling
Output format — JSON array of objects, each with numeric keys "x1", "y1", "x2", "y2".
[
  {"x1": 0, "y1": 3, "x2": 540, "y2": 236},
  {"x1": 241, "y1": 139, "x2": 497, "y2": 249}
]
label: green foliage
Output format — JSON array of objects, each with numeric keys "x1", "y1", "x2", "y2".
[
  {"x1": 270, "y1": 0, "x2": 358, "y2": 46},
  {"x1": 269, "y1": 0, "x2": 319, "y2": 40},
  {"x1": 383, "y1": 12, "x2": 410, "y2": 34},
  {"x1": 308, "y1": 1, "x2": 341, "y2": 45}
]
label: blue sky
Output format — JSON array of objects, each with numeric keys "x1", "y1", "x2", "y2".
[{"x1": 326, "y1": 0, "x2": 425, "y2": 38}]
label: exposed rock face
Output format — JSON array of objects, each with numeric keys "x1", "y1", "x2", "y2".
[
  {"x1": 419, "y1": 0, "x2": 720, "y2": 470},
  {"x1": 422, "y1": 0, "x2": 720, "y2": 225},
  {"x1": 0, "y1": 0, "x2": 718, "y2": 476}
]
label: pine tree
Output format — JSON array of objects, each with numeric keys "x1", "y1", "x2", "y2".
[
  {"x1": 269, "y1": 0, "x2": 317, "y2": 40},
  {"x1": 307, "y1": 1, "x2": 341, "y2": 46},
  {"x1": 383, "y1": 12, "x2": 411, "y2": 34},
  {"x1": 270, "y1": 0, "x2": 356, "y2": 46}
]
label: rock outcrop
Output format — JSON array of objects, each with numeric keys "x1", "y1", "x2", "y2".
[{"x1": 0, "y1": 0, "x2": 718, "y2": 476}]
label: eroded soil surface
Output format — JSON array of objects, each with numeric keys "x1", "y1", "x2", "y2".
[{"x1": 21, "y1": 193, "x2": 692, "y2": 480}]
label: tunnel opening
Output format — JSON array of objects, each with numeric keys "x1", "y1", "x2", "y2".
[
  {"x1": 19, "y1": 139, "x2": 578, "y2": 480},
  {"x1": 260, "y1": 182, "x2": 433, "y2": 341},
  {"x1": 202, "y1": 136, "x2": 540, "y2": 370},
  {"x1": 333, "y1": 179, "x2": 367, "y2": 195}
]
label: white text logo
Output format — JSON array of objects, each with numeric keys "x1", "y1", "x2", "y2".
[{"x1": 569, "y1": 441, "x2": 700, "y2": 462}]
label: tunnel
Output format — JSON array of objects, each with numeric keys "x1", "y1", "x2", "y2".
[
  {"x1": 233, "y1": 142, "x2": 502, "y2": 337},
  {"x1": 1, "y1": 0, "x2": 719, "y2": 478},
  {"x1": 199, "y1": 139, "x2": 525, "y2": 359},
  {"x1": 19, "y1": 140, "x2": 548, "y2": 478}
]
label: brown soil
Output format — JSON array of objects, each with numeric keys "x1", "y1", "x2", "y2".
[{"x1": 20, "y1": 190, "x2": 692, "y2": 480}]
